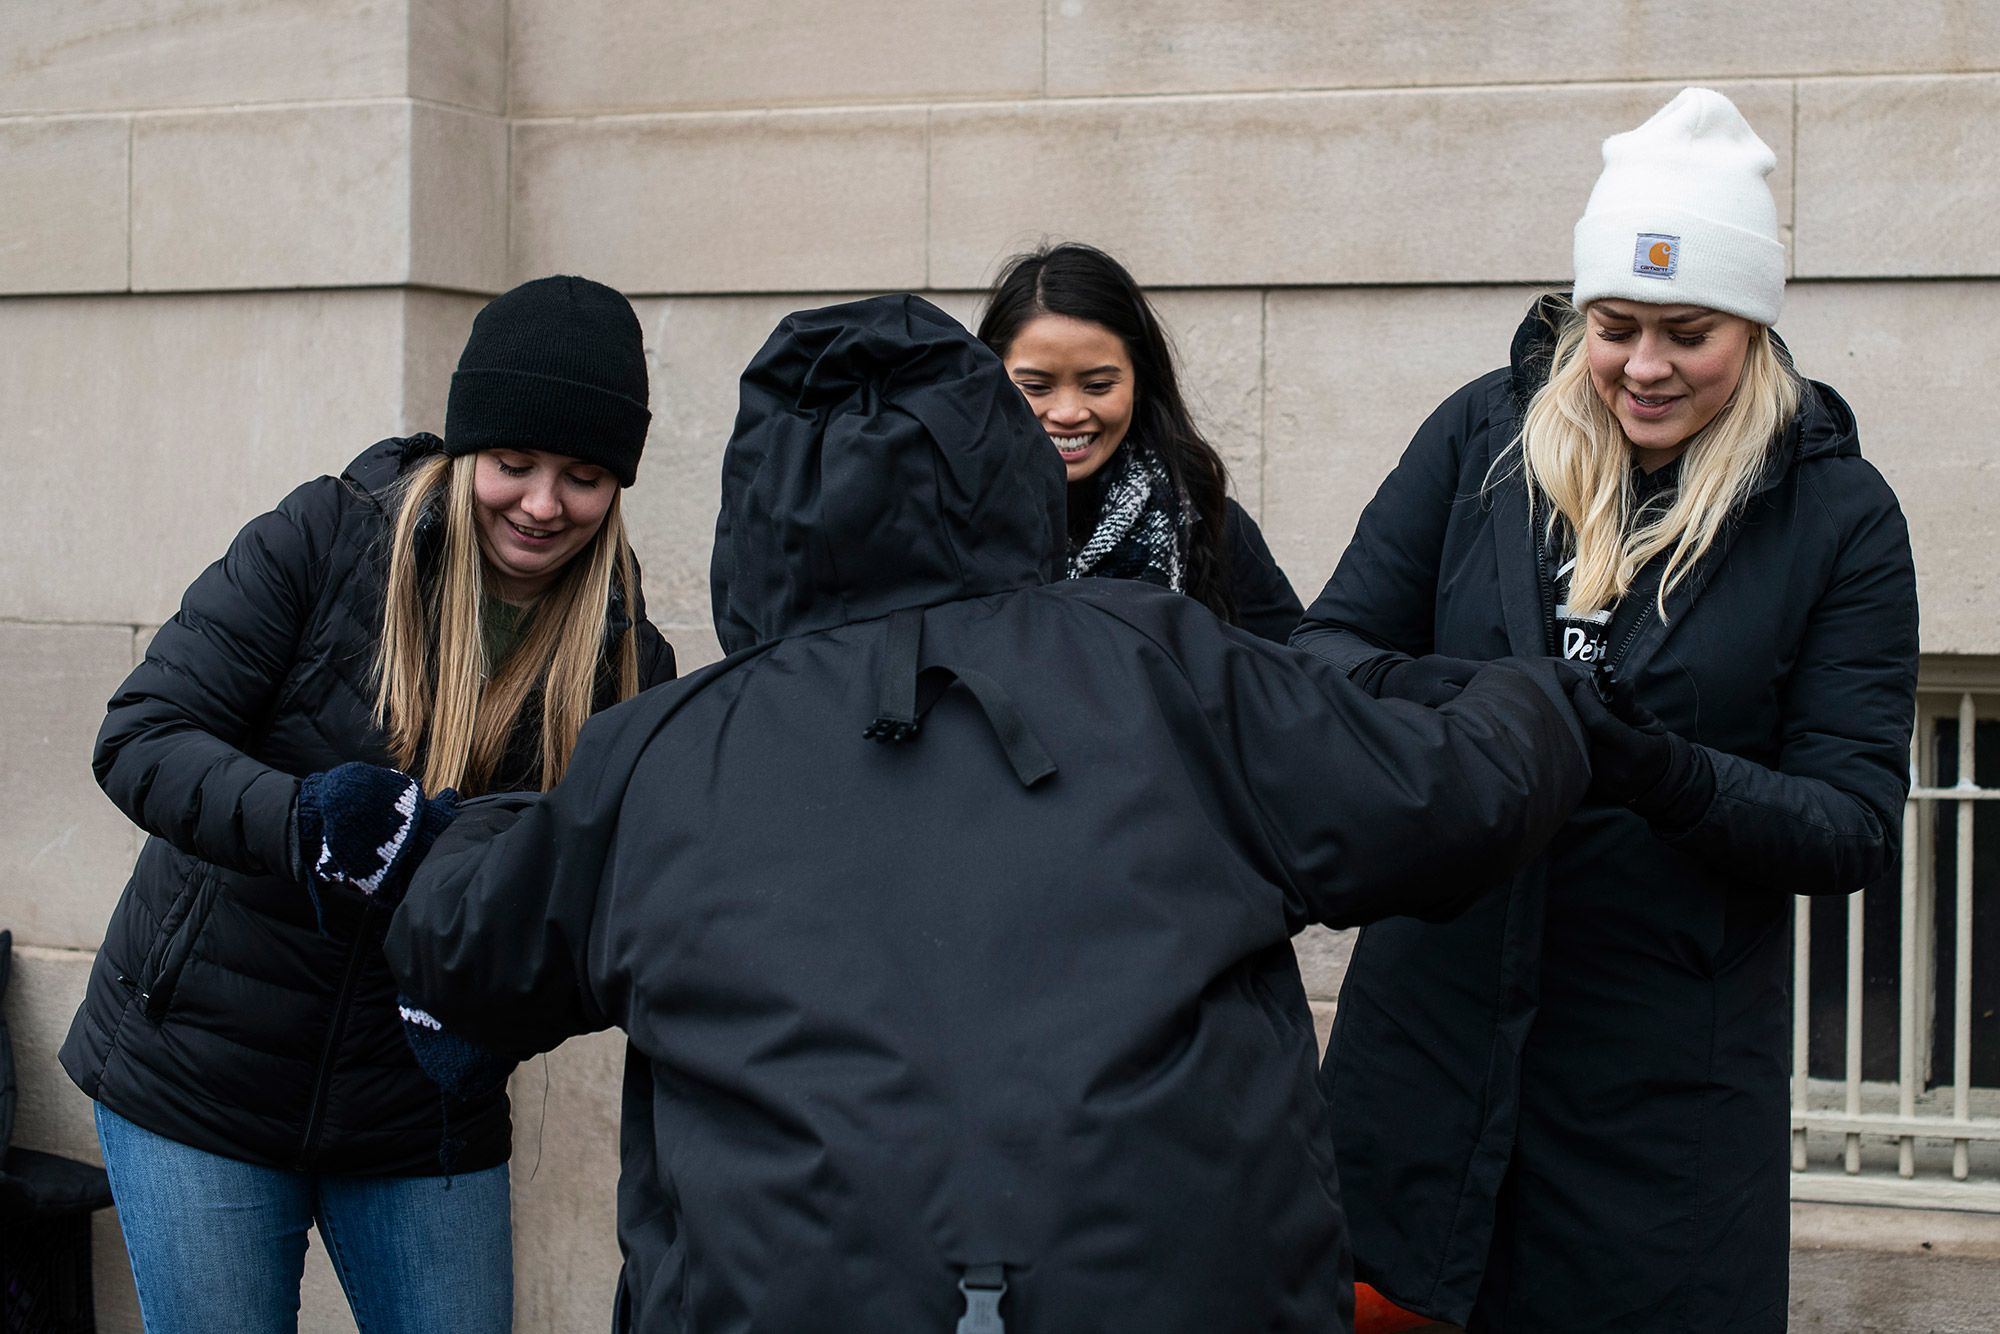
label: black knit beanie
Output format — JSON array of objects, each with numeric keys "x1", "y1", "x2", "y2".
[{"x1": 444, "y1": 275, "x2": 652, "y2": 486}]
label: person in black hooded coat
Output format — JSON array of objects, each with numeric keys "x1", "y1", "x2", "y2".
[
  {"x1": 1295, "y1": 91, "x2": 1918, "y2": 1333},
  {"x1": 62, "y1": 277, "x2": 675, "y2": 1333},
  {"x1": 383, "y1": 294, "x2": 1595, "y2": 1333}
]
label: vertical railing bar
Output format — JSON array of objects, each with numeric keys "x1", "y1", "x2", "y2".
[
  {"x1": 1899, "y1": 779, "x2": 1921, "y2": 1178},
  {"x1": 1794, "y1": 896, "x2": 1812, "y2": 1173},
  {"x1": 1846, "y1": 877, "x2": 1865, "y2": 1175},
  {"x1": 1916, "y1": 762, "x2": 1939, "y2": 1090},
  {"x1": 1955, "y1": 692, "x2": 1976, "y2": 1180}
]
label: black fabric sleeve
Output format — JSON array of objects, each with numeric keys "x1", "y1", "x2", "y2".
[
  {"x1": 91, "y1": 479, "x2": 344, "y2": 879},
  {"x1": 1665, "y1": 471, "x2": 1919, "y2": 895},
  {"x1": 1267, "y1": 655, "x2": 1591, "y2": 927},
  {"x1": 1076, "y1": 586, "x2": 1590, "y2": 930},
  {"x1": 384, "y1": 788, "x2": 594, "y2": 1059},
  {"x1": 386, "y1": 768, "x2": 618, "y2": 1056},
  {"x1": 1222, "y1": 499, "x2": 1303, "y2": 644},
  {"x1": 1289, "y1": 379, "x2": 1485, "y2": 679},
  {"x1": 385, "y1": 673, "x2": 719, "y2": 1057}
]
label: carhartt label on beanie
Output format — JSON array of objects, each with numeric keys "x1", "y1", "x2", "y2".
[
  {"x1": 1572, "y1": 88, "x2": 1785, "y2": 326},
  {"x1": 445, "y1": 275, "x2": 652, "y2": 486}
]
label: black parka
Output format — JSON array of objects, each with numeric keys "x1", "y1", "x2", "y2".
[
  {"x1": 385, "y1": 295, "x2": 1593, "y2": 1332},
  {"x1": 1296, "y1": 299, "x2": 1919, "y2": 1332},
  {"x1": 61, "y1": 437, "x2": 674, "y2": 1176}
]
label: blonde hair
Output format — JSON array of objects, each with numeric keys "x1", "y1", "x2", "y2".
[
  {"x1": 1515, "y1": 298, "x2": 1801, "y2": 619},
  {"x1": 374, "y1": 453, "x2": 640, "y2": 797}
]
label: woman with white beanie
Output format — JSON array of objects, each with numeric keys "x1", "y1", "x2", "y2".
[{"x1": 1292, "y1": 89, "x2": 1918, "y2": 1331}]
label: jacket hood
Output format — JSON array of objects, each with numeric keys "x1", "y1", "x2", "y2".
[
  {"x1": 1505, "y1": 293, "x2": 1861, "y2": 473},
  {"x1": 342, "y1": 433, "x2": 447, "y2": 501},
  {"x1": 710, "y1": 295, "x2": 1066, "y2": 653}
]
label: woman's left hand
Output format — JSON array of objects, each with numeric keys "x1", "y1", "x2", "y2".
[
  {"x1": 1565, "y1": 673, "x2": 1715, "y2": 830},
  {"x1": 295, "y1": 762, "x2": 459, "y2": 905}
]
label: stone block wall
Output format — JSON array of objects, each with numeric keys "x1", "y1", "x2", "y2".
[{"x1": 2, "y1": 5, "x2": 1993, "y2": 1329}]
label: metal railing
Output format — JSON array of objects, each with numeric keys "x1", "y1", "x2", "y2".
[{"x1": 1791, "y1": 665, "x2": 2000, "y2": 1211}]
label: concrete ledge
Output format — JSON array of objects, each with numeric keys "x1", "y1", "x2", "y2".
[
  {"x1": 1791, "y1": 1202, "x2": 2000, "y2": 1333},
  {"x1": 1794, "y1": 1202, "x2": 2000, "y2": 1259}
]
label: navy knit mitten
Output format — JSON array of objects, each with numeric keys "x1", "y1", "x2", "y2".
[
  {"x1": 295, "y1": 762, "x2": 458, "y2": 908},
  {"x1": 398, "y1": 997, "x2": 514, "y2": 1102}
]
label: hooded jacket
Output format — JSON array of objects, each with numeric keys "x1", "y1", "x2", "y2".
[
  {"x1": 62, "y1": 437, "x2": 674, "y2": 1175},
  {"x1": 386, "y1": 295, "x2": 1592, "y2": 1333},
  {"x1": 1295, "y1": 297, "x2": 1918, "y2": 1332}
]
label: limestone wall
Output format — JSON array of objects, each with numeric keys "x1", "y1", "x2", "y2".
[{"x1": 2, "y1": 5, "x2": 1993, "y2": 1329}]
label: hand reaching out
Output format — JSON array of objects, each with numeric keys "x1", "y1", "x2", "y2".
[{"x1": 295, "y1": 762, "x2": 458, "y2": 908}]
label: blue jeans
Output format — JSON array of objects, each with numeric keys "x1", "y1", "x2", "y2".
[{"x1": 95, "y1": 1103, "x2": 512, "y2": 1334}]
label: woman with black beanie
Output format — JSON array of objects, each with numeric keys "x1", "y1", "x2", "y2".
[
  {"x1": 977, "y1": 242, "x2": 1301, "y2": 641},
  {"x1": 61, "y1": 275, "x2": 676, "y2": 1332}
]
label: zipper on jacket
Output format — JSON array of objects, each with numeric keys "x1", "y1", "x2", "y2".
[
  {"x1": 296, "y1": 921, "x2": 372, "y2": 1168},
  {"x1": 1533, "y1": 515, "x2": 1661, "y2": 679},
  {"x1": 1603, "y1": 591, "x2": 1653, "y2": 678},
  {"x1": 1532, "y1": 520, "x2": 1559, "y2": 658}
]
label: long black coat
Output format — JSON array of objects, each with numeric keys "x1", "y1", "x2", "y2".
[
  {"x1": 385, "y1": 295, "x2": 1592, "y2": 1333},
  {"x1": 1296, "y1": 300, "x2": 1918, "y2": 1332},
  {"x1": 62, "y1": 437, "x2": 674, "y2": 1175}
]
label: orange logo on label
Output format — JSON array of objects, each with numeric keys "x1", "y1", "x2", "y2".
[{"x1": 1634, "y1": 232, "x2": 1679, "y2": 279}]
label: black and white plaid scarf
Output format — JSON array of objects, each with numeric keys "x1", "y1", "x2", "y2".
[{"x1": 1069, "y1": 442, "x2": 1191, "y2": 592}]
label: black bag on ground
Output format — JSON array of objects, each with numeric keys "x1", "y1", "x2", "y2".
[{"x1": 0, "y1": 930, "x2": 116, "y2": 1334}]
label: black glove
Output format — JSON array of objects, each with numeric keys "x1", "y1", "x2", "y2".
[
  {"x1": 1361, "y1": 653, "x2": 1487, "y2": 708},
  {"x1": 1564, "y1": 670, "x2": 1715, "y2": 830},
  {"x1": 295, "y1": 762, "x2": 458, "y2": 911}
]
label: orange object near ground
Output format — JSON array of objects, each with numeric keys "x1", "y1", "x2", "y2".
[{"x1": 1353, "y1": 1281, "x2": 1435, "y2": 1333}]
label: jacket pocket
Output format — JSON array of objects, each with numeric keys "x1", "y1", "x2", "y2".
[{"x1": 137, "y1": 865, "x2": 220, "y2": 1020}]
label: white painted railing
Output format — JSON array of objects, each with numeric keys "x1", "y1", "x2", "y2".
[{"x1": 1791, "y1": 668, "x2": 2000, "y2": 1212}]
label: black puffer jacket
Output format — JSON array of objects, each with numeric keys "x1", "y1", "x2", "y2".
[
  {"x1": 1296, "y1": 298, "x2": 1918, "y2": 1332},
  {"x1": 386, "y1": 296, "x2": 1592, "y2": 1332},
  {"x1": 62, "y1": 436, "x2": 675, "y2": 1175}
]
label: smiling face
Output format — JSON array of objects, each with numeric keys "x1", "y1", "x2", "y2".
[
  {"x1": 1002, "y1": 314, "x2": 1136, "y2": 485},
  {"x1": 471, "y1": 449, "x2": 616, "y2": 601},
  {"x1": 1585, "y1": 300, "x2": 1756, "y2": 468}
]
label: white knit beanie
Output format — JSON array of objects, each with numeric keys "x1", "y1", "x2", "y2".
[{"x1": 1572, "y1": 88, "x2": 1785, "y2": 326}]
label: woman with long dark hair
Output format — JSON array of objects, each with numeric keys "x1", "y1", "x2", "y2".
[
  {"x1": 976, "y1": 242, "x2": 1301, "y2": 641},
  {"x1": 62, "y1": 276, "x2": 676, "y2": 1333},
  {"x1": 1299, "y1": 90, "x2": 1918, "y2": 1331}
]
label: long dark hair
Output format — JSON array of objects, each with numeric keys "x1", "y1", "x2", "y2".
[{"x1": 975, "y1": 242, "x2": 1236, "y2": 623}]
